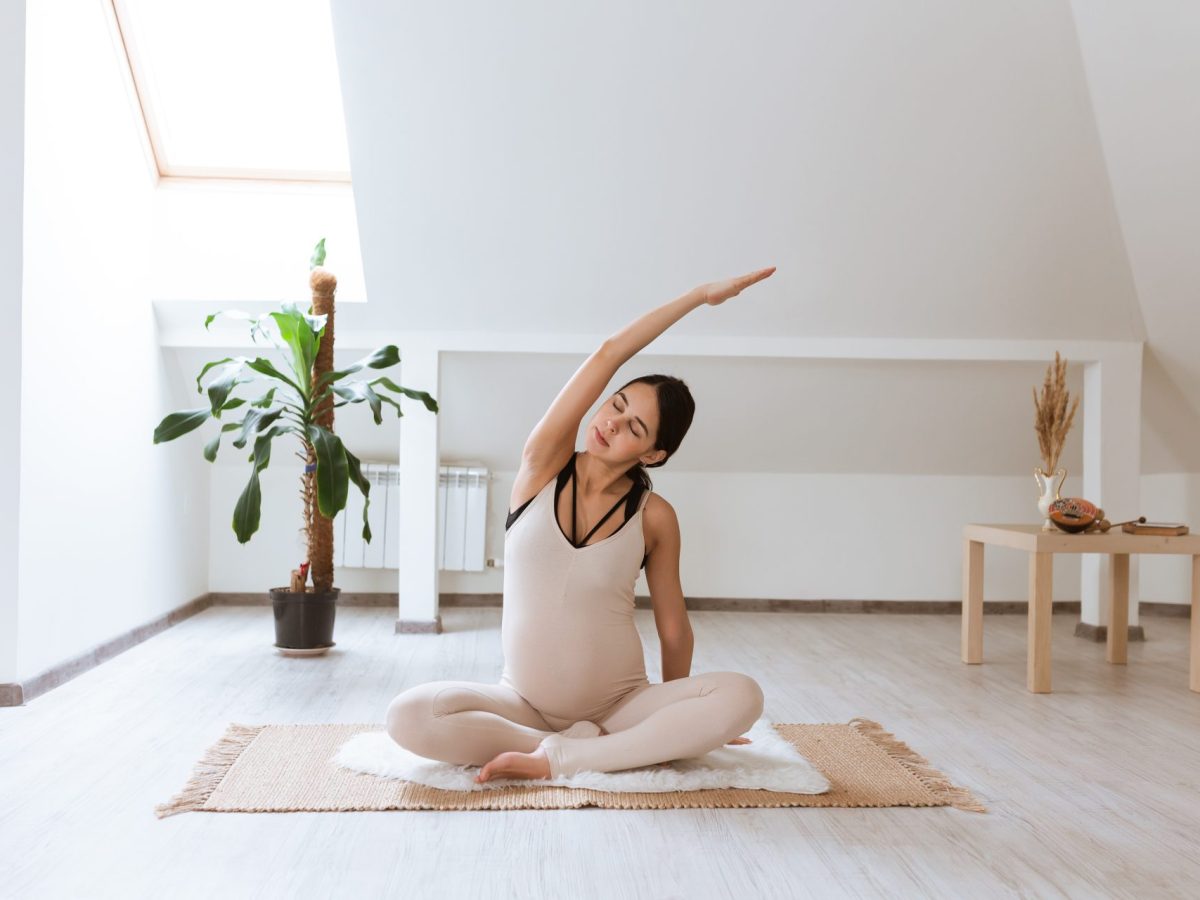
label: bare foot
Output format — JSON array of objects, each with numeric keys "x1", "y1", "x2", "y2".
[{"x1": 475, "y1": 746, "x2": 552, "y2": 784}]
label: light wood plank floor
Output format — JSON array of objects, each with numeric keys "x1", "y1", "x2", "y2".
[{"x1": 2, "y1": 607, "x2": 1199, "y2": 900}]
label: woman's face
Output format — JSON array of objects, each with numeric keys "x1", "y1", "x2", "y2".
[{"x1": 586, "y1": 382, "x2": 664, "y2": 465}]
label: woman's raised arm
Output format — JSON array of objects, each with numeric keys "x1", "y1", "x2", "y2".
[{"x1": 519, "y1": 266, "x2": 776, "y2": 473}]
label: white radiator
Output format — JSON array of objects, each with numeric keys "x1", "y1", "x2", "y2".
[
  {"x1": 336, "y1": 462, "x2": 400, "y2": 569},
  {"x1": 335, "y1": 461, "x2": 490, "y2": 571},
  {"x1": 437, "y1": 464, "x2": 489, "y2": 572}
]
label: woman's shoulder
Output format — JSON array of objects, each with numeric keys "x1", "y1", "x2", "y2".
[
  {"x1": 641, "y1": 492, "x2": 678, "y2": 555},
  {"x1": 642, "y1": 490, "x2": 671, "y2": 513}
]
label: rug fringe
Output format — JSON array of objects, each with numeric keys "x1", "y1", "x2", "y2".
[
  {"x1": 847, "y1": 718, "x2": 987, "y2": 813},
  {"x1": 154, "y1": 723, "x2": 265, "y2": 819}
]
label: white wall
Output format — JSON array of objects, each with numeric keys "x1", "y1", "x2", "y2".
[
  {"x1": 1, "y1": 0, "x2": 26, "y2": 684},
  {"x1": 209, "y1": 465, "x2": 1199, "y2": 607},
  {"x1": 184, "y1": 2, "x2": 1198, "y2": 616},
  {"x1": 150, "y1": 180, "x2": 366, "y2": 306},
  {"x1": 16, "y1": 0, "x2": 209, "y2": 681},
  {"x1": 14, "y1": 2, "x2": 1194, "y2": 685},
  {"x1": 1069, "y1": 1, "x2": 1200, "y2": 474},
  {"x1": 1140, "y1": 474, "x2": 1200, "y2": 605}
]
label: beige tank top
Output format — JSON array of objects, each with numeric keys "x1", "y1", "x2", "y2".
[{"x1": 499, "y1": 464, "x2": 652, "y2": 723}]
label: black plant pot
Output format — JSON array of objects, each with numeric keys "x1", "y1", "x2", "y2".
[{"x1": 271, "y1": 587, "x2": 339, "y2": 653}]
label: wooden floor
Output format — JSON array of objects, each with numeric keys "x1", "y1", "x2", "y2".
[{"x1": 2, "y1": 606, "x2": 1199, "y2": 899}]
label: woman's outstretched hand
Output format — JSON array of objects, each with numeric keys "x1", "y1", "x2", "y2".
[{"x1": 698, "y1": 266, "x2": 776, "y2": 307}]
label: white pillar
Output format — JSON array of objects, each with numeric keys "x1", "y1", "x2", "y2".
[
  {"x1": 0, "y1": 0, "x2": 25, "y2": 700},
  {"x1": 396, "y1": 342, "x2": 442, "y2": 633},
  {"x1": 1080, "y1": 345, "x2": 1143, "y2": 630}
]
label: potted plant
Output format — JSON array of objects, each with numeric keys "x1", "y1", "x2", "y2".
[{"x1": 153, "y1": 239, "x2": 438, "y2": 653}]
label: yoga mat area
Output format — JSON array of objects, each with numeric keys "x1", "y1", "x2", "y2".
[{"x1": 155, "y1": 718, "x2": 986, "y2": 817}]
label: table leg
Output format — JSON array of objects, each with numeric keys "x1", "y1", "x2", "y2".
[
  {"x1": 962, "y1": 539, "x2": 984, "y2": 664},
  {"x1": 1106, "y1": 554, "x2": 1130, "y2": 664},
  {"x1": 1028, "y1": 551, "x2": 1053, "y2": 693},
  {"x1": 1191, "y1": 555, "x2": 1199, "y2": 693}
]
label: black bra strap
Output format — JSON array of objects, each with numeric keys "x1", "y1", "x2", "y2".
[
  {"x1": 579, "y1": 490, "x2": 632, "y2": 546},
  {"x1": 569, "y1": 453, "x2": 638, "y2": 547}
]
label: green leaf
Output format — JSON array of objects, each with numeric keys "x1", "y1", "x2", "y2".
[
  {"x1": 283, "y1": 301, "x2": 327, "y2": 337},
  {"x1": 244, "y1": 357, "x2": 305, "y2": 399},
  {"x1": 331, "y1": 381, "x2": 384, "y2": 424},
  {"x1": 370, "y1": 376, "x2": 439, "y2": 412},
  {"x1": 250, "y1": 387, "x2": 277, "y2": 409},
  {"x1": 310, "y1": 237, "x2": 327, "y2": 269},
  {"x1": 232, "y1": 466, "x2": 262, "y2": 543},
  {"x1": 196, "y1": 357, "x2": 254, "y2": 415},
  {"x1": 252, "y1": 423, "x2": 291, "y2": 471},
  {"x1": 203, "y1": 432, "x2": 221, "y2": 463},
  {"x1": 305, "y1": 423, "x2": 349, "y2": 519},
  {"x1": 344, "y1": 447, "x2": 373, "y2": 542},
  {"x1": 209, "y1": 374, "x2": 256, "y2": 416},
  {"x1": 204, "y1": 310, "x2": 274, "y2": 344},
  {"x1": 153, "y1": 408, "x2": 211, "y2": 443},
  {"x1": 203, "y1": 422, "x2": 243, "y2": 463},
  {"x1": 269, "y1": 303, "x2": 325, "y2": 393},
  {"x1": 195, "y1": 357, "x2": 235, "y2": 393},
  {"x1": 230, "y1": 406, "x2": 287, "y2": 449},
  {"x1": 220, "y1": 397, "x2": 247, "y2": 413},
  {"x1": 205, "y1": 309, "x2": 257, "y2": 330},
  {"x1": 315, "y1": 345, "x2": 401, "y2": 391},
  {"x1": 230, "y1": 424, "x2": 291, "y2": 544}
]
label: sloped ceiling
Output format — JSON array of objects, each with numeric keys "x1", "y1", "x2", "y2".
[
  {"x1": 325, "y1": 1, "x2": 1190, "y2": 474},
  {"x1": 1069, "y1": 1, "x2": 1200, "y2": 472},
  {"x1": 329, "y1": 0, "x2": 1141, "y2": 339}
]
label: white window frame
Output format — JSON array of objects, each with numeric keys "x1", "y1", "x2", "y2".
[{"x1": 107, "y1": 0, "x2": 352, "y2": 186}]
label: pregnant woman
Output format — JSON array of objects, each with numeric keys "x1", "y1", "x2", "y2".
[{"x1": 386, "y1": 266, "x2": 776, "y2": 783}]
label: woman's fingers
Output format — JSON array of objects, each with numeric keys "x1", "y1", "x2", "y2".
[
  {"x1": 725, "y1": 736, "x2": 753, "y2": 745},
  {"x1": 702, "y1": 266, "x2": 776, "y2": 306},
  {"x1": 743, "y1": 266, "x2": 776, "y2": 286}
]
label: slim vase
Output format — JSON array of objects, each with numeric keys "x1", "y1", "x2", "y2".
[{"x1": 1034, "y1": 466, "x2": 1067, "y2": 532}]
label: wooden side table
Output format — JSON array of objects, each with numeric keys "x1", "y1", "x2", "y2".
[{"x1": 961, "y1": 524, "x2": 1200, "y2": 693}]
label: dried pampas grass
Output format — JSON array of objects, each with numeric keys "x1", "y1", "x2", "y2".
[{"x1": 1033, "y1": 352, "x2": 1079, "y2": 473}]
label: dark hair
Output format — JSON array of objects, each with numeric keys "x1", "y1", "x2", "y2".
[{"x1": 616, "y1": 374, "x2": 695, "y2": 490}]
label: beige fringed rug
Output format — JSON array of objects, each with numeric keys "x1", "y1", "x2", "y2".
[{"x1": 155, "y1": 718, "x2": 985, "y2": 818}]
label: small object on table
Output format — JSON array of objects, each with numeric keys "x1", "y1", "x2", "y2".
[
  {"x1": 1048, "y1": 498, "x2": 1101, "y2": 533},
  {"x1": 1097, "y1": 516, "x2": 1146, "y2": 533},
  {"x1": 1122, "y1": 521, "x2": 1189, "y2": 536}
]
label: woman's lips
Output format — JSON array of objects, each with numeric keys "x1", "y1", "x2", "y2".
[{"x1": 594, "y1": 427, "x2": 609, "y2": 447}]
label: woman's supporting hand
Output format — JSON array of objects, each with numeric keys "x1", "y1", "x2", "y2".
[{"x1": 699, "y1": 266, "x2": 776, "y2": 307}]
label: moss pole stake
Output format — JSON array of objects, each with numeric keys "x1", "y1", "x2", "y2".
[{"x1": 308, "y1": 265, "x2": 338, "y2": 593}]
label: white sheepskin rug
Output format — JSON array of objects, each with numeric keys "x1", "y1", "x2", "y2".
[{"x1": 333, "y1": 718, "x2": 830, "y2": 794}]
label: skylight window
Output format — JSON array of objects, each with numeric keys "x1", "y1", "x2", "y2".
[{"x1": 114, "y1": 0, "x2": 351, "y2": 181}]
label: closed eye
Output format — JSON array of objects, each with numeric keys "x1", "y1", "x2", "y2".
[{"x1": 615, "y1": 399, "x2": 640, "y2": 437}]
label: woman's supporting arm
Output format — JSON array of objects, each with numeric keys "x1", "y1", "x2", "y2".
[
  {"x1": 661, "y1": 631, "x2": 695, "y2": 682},
  {"x1": 645, "y1": 497, "x2": 695, "y2": 681}
]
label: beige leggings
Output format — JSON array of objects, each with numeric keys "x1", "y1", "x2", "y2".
[{"x1": 385, "y1": 671, "x2": 764, "y2": 777}]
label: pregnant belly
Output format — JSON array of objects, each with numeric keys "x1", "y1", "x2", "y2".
[{"x1": 502, "y1": 618, "x2": 648, "y2": 720}]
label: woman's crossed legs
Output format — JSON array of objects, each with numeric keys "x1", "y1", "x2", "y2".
[{"x1": 385, "y1": 670, "x2": 764, "y2": 779}]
